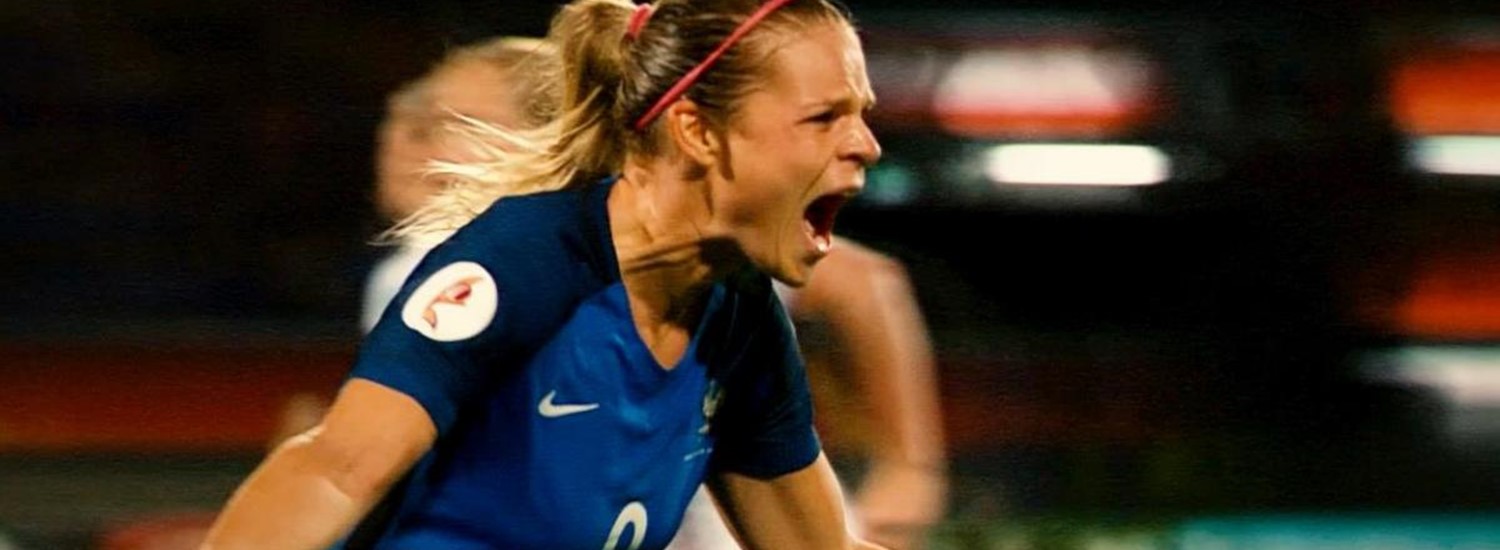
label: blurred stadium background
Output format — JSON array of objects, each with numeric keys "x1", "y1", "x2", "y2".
[{"x1": 5, "y1": 0, "x2": 1500, "y2": 548}]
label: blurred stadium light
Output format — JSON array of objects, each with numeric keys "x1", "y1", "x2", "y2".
[
  {"x1": 1410, "y1": 136, "x2": 1500, "y2": 177},
  {"x1": 983, "y1": 143, "x2": 1170, "y2": 186},
  {"x1": 1364, "y1": 345, "x2": 1500, "y2": 447},
  {"x1": 1386, "y1": 20, "x2": 1500, "y2": 177},
  {"x1": 930, "y1": 43, "x2": 1160, "y2": 138},
  {"x1": 854, "y1": 10, "x2": 1223, "y2": 210}
]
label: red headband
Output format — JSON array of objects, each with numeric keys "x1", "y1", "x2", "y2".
[
  {"x1": 625, "y1": 4, "x2": 653, "y2": 41},
  {"x1": 632, "y1": 0, "x2": 795, "y2": 132}
]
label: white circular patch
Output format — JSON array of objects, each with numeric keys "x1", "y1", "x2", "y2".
[{"x1": 401, "y1": 261, "x2": 498, "y2": 342}]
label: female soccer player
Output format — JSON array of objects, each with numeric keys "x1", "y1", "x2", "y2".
[
  {"x1": 348, "y1": 31, "x2": 946, "y2": 550},
  {"x1": 201, "y1": 0, "x2": 887, "y2": 549}
]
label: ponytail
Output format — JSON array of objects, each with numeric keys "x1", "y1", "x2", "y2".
[{"x1": 386, "y1": 0, "x2": 638, "y2": 246}]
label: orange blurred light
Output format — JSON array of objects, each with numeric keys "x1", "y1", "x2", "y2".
[
  {"x1": 1390, "y1": 47, "x2": 1500, "y2": 135},
  {"x1": 1392, "y1": 252, "x2": 1500, "y2": 339}
]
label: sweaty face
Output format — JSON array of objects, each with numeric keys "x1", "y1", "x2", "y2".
[
  {"x1": 374, "y1": 60, "x2": 523, "y2": 221},
  {"x1": 707, "y1": 21, "x2": 881, "y2": 286}
]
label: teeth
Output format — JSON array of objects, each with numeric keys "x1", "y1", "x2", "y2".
[
  {"x1": 803, "y1": 194, "x2": 843, "y2": 255},
  {"x1": 803, "y1": 219, "x2": 833, "y2": 253}
]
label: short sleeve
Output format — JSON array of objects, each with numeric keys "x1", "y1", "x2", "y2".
[
  {"x1": 351, "y1": 242, "x2": 516, "y2": 435},
  {"x1": 348, "y1": 198, "x2": 598, "y2": 435},
  {"x1": 709, "y1": 283, "x2": 822, "y2": 479}
]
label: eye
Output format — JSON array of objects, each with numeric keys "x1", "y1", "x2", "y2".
[{"x1": 805, "y1": 110, "x2": 838, "y2": 125}]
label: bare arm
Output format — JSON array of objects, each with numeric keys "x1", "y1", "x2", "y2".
[
  {"x1": 200, "y1": 378, "x2": 436, "y2": 550},
  {"x1": 791, "y1": 239, "x2": 948, "y2": 548},
  {"x1": 709, "y1": 453, "x2": 885, "y2": 550}
]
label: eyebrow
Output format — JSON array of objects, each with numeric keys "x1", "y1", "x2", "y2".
[{"x1": 802, "y1": 91, "x2": 877, "y2": 113}]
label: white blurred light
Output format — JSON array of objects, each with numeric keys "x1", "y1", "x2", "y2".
[
  {"x1": 933, "y1": 47, "x2": 1153, "y2": 117},
  {"x1": 1375, "y1": 346, "x2": 1500, "y2": 407},
  {"x1": 1367, "y1": 346, "x2": 1500, "y2": 446},
  {"x1": 985, "y1": 143, "x2": 1170, "y2": 186},
  {"x1": 1412, "y1": 136, "x2": 1500, "y2": 176}
]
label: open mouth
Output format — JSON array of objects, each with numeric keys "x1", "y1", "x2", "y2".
[{"x1": 803, "y1": 193, "x2": 850, "y2": 253}]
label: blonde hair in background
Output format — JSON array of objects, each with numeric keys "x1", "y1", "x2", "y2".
[
  {"x1": 445, "y1": 36, "x2": 559, "y2": 126},
  {"x1": 378, "y1": 35, "x2": 558, "y2": 246},
  {"x1": 387, "y1": 0, "x2": 851, "y2": 247}
]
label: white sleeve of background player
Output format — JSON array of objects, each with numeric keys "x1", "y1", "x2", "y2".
[{"x1": 360, "y1": 245, "x2": 431, "y2": 334}]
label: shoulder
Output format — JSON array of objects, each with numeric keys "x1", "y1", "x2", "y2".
[
  {"x1": 456, "y1": 186, "x2": 594, "y2": 249},
  {"x1": 723, "y1": 269, "x2": 783, "y2": 322},
  {"x1": 718, "y1": 270, "x2": 798, "y2": 358},
  {"x1": 382, "y1": 182, "x2": 616, "y2": 346},
  {"x1": 427, "y1": 182, "x2": 613, "y2": 287}
]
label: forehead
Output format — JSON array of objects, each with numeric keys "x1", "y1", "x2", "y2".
[
  {"x1": 425, "y1": 60, "x2": 524, "y2": 125},
  {"x1": 758, "y1": 22, "x2": 872, "y2": 104}
]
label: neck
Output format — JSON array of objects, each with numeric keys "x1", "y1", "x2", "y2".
[{"x1": 607, "y1": 160, "x2": 739, "y2": 329}]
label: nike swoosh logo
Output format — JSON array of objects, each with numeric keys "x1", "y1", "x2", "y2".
[{"x1": 538, "y1": 390, "x2": 600, "y2": 418}]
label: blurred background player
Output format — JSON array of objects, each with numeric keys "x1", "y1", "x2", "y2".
[
  {"x1": 362, "y1": 36, "x2": 554, "y2": 333},
  {"x1": 266, "y1": 37, "x2": 554, "y2": 447},
  {"x1": 341, "y1": 28, "x2": 948, "y2": 550}
]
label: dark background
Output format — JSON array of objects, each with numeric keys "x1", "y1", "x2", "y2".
[{"x1": 4, "y1": 0, "x2": 1500, "y2": 548}]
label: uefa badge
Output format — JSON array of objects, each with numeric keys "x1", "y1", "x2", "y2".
[{"x1": 401, "y1": 261, "x2": 498, "y2": 342}]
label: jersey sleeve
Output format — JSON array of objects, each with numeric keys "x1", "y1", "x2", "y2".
[
  {"x1": 349, "y1": 202, "x2": 596, "y2": 436},
  {"x1": 709, "y1": 280, "x2": 822, "y2": 479}
]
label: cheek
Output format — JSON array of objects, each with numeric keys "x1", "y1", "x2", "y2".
[
  {"x1": 720, "y1": 126, "x2": 821, "y2": 227},
  {"x1": 379, "y1": 142, "x2": 433, "y2": 192},
  {"x1": 380, "y1": 128, "x2": 421, "y2": 163},
  {"x1": 732, "y1": 162, "x2": 804, "y2": 223}
]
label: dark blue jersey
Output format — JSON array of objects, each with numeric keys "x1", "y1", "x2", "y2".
[{"x1": 343, "y1": 178, "x2": 820, "y2": 550}]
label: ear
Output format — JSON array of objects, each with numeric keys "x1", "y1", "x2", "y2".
[{"x1": 663, "y1": 99, "x2": 723, "y2": 169}]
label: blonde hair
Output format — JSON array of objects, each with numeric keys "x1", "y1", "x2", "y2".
[
  {"x1": 388, "y1": 0, "x2": 851, "y2": 247},
  {"x1": 444, "y1": 36, "x2": 558, "y2": 126},
  {"x1": 385, "y1": 36, "x2": 555, "y2": 125}
]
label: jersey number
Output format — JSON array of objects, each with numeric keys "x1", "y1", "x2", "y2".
[{"x1": 603, "y1": 501, "x2": 648, "y2": 550}]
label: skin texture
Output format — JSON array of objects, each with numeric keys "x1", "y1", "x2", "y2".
[
  {"x1": 202, "y1": 379, "x2": 436, "y2": 549},
  {"x1": 712, "y1": 454, "x2": 884, "y2": 550}
]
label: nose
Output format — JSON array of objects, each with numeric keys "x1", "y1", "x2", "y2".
[{"x1": 841, "y1": 115, "x2": 882, "y2": 167}]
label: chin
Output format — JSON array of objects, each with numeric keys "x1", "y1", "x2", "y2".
[
  {"x1": 767, "y1": 257, "x2": 821, "y2": 288},
  {"x1": 771, "y1": 271, "x2": 810, "y2": 288}
]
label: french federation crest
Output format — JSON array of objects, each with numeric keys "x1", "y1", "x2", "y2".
[{"x1": 699, "y1": 381, "x2": 724, "y2": 435}]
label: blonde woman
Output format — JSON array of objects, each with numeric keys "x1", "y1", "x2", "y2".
[
  {"x1": 358, "y1": 32, "x2": 946, "y2": 550},
  {"x1": 203, "y1": 0, "x2": 887, "y2": 548}
]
